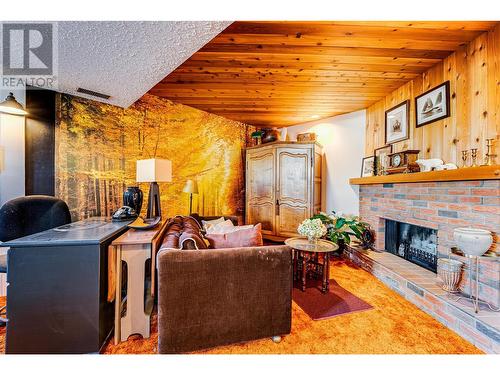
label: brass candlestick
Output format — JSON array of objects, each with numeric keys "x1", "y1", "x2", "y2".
[
  {"x1": 470, "y1": 148, "x2": 478, "y2": 167},
  {"x1": 483, "y1": 138, "x2": 497, "y2": 166},
  {"x1": 461, "y1": 150, "x2": 469, "y2": 168}
]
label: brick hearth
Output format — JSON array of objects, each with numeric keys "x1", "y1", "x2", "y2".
[{"x1": 345, "y1": 246, "x2": 500, "y2": 354}]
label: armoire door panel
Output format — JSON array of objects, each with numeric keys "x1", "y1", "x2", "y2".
[
  {"x1": 277, "y1": 149, "x2": 310, "y2": 205},
  {"x1": 278, "y1": 203, "x2": 309, "y2": 237},
  {"x1": 247, "y1": 202, "x2": 275, "y2": 234},
  {"x1": 246, "y1": 148, "x2": 276, "y2": 234},
  {"x1": 247, "y1": 151, "x2": 275, "y2": 202},
  {"x1": 276, "y1": 147, "x2": 312, "y2": 238}
]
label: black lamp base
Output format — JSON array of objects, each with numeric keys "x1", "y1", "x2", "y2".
[
  {"x1": 188, "y1": 193, "x2": 193, "y2": 216},
  {"x1": 146, "y1": 182, "x2": 161, "y2": 219}
]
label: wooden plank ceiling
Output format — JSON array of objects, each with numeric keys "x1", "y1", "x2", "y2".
[{"x1": 148, "y1": 21, "x2": 498, "y2": 127}]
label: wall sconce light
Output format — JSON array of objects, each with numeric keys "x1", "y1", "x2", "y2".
[{"x1": 0, "y1": 92, "x2": 28, "y2": 116}]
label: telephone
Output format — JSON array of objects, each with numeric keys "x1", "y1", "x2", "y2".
[{"x1": 112, "y1": 206, "x2": 138, "y2": 221}]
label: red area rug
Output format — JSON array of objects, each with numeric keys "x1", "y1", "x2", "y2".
[{"x1": 292, "y1": 278, "x2": 373, "y2": 320}]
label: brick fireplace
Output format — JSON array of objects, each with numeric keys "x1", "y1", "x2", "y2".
[
  {"x1": 347, "y1": 178, "x2": 500, "y2": 353},
  {"x1": 359, "y1": 179, "x2": 499, "y2": 307}
]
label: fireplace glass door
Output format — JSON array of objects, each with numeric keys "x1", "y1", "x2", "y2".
[{"x1": 385, "y1": 219, "x2": 438, "y2": 272}]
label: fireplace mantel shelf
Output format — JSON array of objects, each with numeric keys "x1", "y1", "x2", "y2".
[{"x1": 350, "y1": 165, "x2": 500, "y2": 185}]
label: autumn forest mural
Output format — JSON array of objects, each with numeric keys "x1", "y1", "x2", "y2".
[{"x1": 55, "y1": 93, "x2": 251, "y2": 221}]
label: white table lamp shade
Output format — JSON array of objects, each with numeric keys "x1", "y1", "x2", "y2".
[{"x1": 136, "y1": 158, "x2": 172, "y2": 183}]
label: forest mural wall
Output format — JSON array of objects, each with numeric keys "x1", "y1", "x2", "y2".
[{"x1": 55, "y1": 93, "x2": 252, "y2": 221}]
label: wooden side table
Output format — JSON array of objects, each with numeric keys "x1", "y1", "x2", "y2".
[
  {"x1": 109, "y1": 220, "x2": 168, "y2": 344},
  {"x1": 285, "y1": 237, "x2": 338, "y2": 294}
]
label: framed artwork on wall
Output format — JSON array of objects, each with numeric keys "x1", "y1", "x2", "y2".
[
  {"x1": 415, "y1": 81, "x2": 450, "y2": 127},
  {"x1": 374, "y1": 144, "x2": 393, "y2": 176},
  {"x1": 360, "y1": 156, "x2": 375, "y2": 178},
  {"x1": 385, "y1": 100, "x2": 410, "y2": 145}
]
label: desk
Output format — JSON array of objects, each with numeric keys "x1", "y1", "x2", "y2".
[
  {"x1": 4, "y1": 217, "x2": 131, "y2": 354},
  {"x1": 109, "y1": 220, "x2": 167, "y2": 343}
]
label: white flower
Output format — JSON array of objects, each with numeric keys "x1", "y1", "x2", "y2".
[{"x1": 297, "y1": 218, "x2": 327, "y2": 239}]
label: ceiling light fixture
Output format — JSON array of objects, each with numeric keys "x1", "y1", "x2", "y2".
[{"x1": 0, "y1": 92, "x2": 28, "y2": 116}]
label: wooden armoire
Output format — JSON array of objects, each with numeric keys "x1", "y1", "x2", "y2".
[{"x1": 245, "y1": 141, "x2": 322, "y2": 241}]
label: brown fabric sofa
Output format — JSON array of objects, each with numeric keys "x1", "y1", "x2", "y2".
[{"x1": 156, "y1": 215, "x2": 292, "y2": 354}]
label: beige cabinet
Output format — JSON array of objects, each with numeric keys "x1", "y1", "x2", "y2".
[{"x1": 246, "y1": 142, "x2": 322, "y2": 241}]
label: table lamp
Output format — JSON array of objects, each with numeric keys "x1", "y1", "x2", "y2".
[
  {"x1": 136, "y1": 158, "x2": 172, "y2": 218},
  {"x1": 182, "y1": 179, "x2": 199, "y2": 215}
]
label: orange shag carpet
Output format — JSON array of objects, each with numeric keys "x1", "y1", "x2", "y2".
[{"x1": 0, "y1": 259, "x2": 483, "y2": 354}]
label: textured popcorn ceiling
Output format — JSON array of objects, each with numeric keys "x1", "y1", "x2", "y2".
[{"x1": 57, "y1": 21, "x2": 230, "y2": 107}]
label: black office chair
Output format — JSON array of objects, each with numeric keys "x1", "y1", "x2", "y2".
[{"x1": 0, "y1": 195, "x2": 71, "y2": 325}]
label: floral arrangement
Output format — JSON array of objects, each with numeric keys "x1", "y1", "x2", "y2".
[
  {"x1": 297, "y1": 218, "x2": 327, "y2": 241},
  {"x1": 311, "y1": 211, "x2": 370, "y2": 245}
]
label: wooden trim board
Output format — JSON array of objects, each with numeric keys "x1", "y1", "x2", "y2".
[{"x1": 349, "y1": 165, "x2": 500, "y2": 185}]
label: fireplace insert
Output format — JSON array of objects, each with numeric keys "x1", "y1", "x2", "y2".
[{"x1": 385, "y1": 219, "x2": 438, "y2": 272}]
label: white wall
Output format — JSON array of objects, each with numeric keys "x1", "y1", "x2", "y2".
[
  {"x1": 286, "y1": 110, "x2": 366, "y2": 216},
  {"x1": 0, "y1": 88, "x2": 26, "y2": 296},
  {"x1": 0, "y1": 87, "x2": 26, "y2": 206}
]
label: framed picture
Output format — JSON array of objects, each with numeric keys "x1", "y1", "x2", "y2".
[
  {"x1": 415, "y1": 81, "x2": 450, "y2": 127},
  {"x1": 385, "y1": 100, "x2": 410, "y2": 145},
  {"x1": 361, "y1": 156, "x2": 375, "y2": 178},
  {"x1": 374, "y1": 144, "x2": 393, "y2": 175}
]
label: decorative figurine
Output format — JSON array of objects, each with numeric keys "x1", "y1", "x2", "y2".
[
  {"x1": 461, "y1": 150, "x2": 469, "y2": 168},
  {"x1": 415, "y1": 158, "x2": 443, "y2": 172},
  {"x1": 470, "y1": 148, "x2": 478, "y2": 167}
]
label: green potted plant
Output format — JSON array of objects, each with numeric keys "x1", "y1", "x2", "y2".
[
  {"x1": 310, "y1": 211, "x2": 370, "y2": 252},
  {"x1": 251, "y1": 130, "x2": 264, "y2": 146}
]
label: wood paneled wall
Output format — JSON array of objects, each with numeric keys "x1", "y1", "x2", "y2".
[{"x1": 365, "y1": 24, "x2": 500, "y2": 165}]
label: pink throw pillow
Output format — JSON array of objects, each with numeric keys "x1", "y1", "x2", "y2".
[{"x1": 205, "y1": 223, "x2": 263, "y2": 249}]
